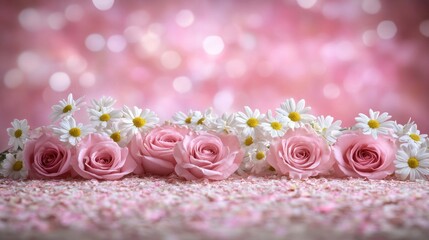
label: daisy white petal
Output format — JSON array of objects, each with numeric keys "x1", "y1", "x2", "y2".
[
  {"x1": 212, "y1": 113, "x2": 238, "y2": 134},
  {"x1": 172, "y1": 110, "x2": 194, "y2": 126},
  {"x1": 7, "y1": 119, "x2": 30, "y2": 150},
  {"x1": 397, "y1": 123, "x2": 427, "y2": 147},
  {"x1": 190, "y1": 108, "x2": 217, "y2": 131},
  {"x1": 395, "y1": 144, "x2": 429, "y2": 181},
  {"x1": 354, "y1": 109, "x2": 394, "y2": 139},
  {"x1": 276, "y1": 98, "x2": 315, "y2": 129},
  {"x1": 235, "y1": 106, "x2": 266, "y2": 136},
  {"x1": 88, "y1": 107, "x2": 122, "y2": 130},
  {"x1": 102, "y1": 122, "x2": 131, "y2": 147},
  {"x1": 88, "y1": 96, "x2": 117, "y2": 112},
  {"x1": 119, "y1": 105, "x2": 159, "y2": 136},
  {"x1": 239, "y1": 142, "x2": 272, "y2": 175},
  {"x1": 0, "y1": 152, "x2": 28, "y2": 180},
  {"x1": 312, "y1": 115, "x2": 342, "y2": 145},
  {"x1": 50, "y1": 93, "x2": 84, "y2": 122},
  {"x1": 52, "y1": 117, "x2": 93, "y2": 146},
  {"x1": 260, "y1": 110, "x2": 289, "y2": 138}
]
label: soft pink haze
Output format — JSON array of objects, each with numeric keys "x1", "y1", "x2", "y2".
[{"x1": 1, "y1": 0, "x2": 429, "y2": 149}]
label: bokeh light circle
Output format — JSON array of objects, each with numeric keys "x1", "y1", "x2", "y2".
[{"x1": 49, "y1": 72, "x2": 71, "y2": 92}]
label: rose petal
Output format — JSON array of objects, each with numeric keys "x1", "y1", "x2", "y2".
[
  {"x1": 72, "y1": 134, "x2": 134, "y2": 180},
  {"x1": 24, "y1": 132, "x2": 72, "y2": 179},
  {"x1": 173, "y1": 132, "x2": 242, "y2": 180}
]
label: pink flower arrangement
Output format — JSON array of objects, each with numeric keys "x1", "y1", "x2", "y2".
[
  {"x1": 332, "y1": 131, "x2": 397, "y2": 179},
  {"x1": 128, "y1": 125, "x2": 189, "y2": 176},
  {"x1": 71, "y1": 134, "x2": 136, "y2": 180},
  {"x1": 267, "y1": 127, "x2": 333, "y2": 179},
  {"x1": 173, "y1": 132, "x2": 243, "y2": 180},
  {"x1": 2, "y1": 95, "x2": 428, "y2": 181},
  {"x1": 24, "y1": 130, "x2": 72, "y2": 179}
]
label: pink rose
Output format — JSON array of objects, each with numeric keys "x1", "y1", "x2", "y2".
[
  {"x1": 24, "y1": 131, "x2": 72, "y2": 179},
  {"x1": 266, "y1": 127, "x2": 333, "y2": 179},
  {"x1": 128, "y1": 125, "x2": 189, "y2": 176},
  {"x1": 72, "y1": 134, "x2": 136, "y2": 180},
  {"x1": 173, "y1": 132, "x2": 243, "y2": 180},
  {"x1": 333, "y1": 131, "x2": 396, "y2": 179}
]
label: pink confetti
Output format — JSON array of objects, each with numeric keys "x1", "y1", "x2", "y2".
[{"x1": 1, "y1": 176, "x2": 429, "y2": 239}]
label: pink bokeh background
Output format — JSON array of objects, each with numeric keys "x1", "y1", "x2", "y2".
[{"x1": 1, "y1": 0, "x2": 429, "y2": 149}]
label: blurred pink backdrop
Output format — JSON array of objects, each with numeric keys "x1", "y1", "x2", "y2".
[{"x1": 1, "y1": 0, "x2": 429, "y2": 149}]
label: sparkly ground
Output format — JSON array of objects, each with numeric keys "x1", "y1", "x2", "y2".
[{"x1": 1, "y1": 176, "x2": 428, "y2": 240}]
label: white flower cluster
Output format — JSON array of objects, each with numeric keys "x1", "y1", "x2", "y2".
[
  {"x1": 1, "y1": 94, "x2": 428, "y2": 181},
  {"x1": 1, "y1": 94, "x2": 160, "y2": 179},
  {"x1": 391, "y1": 120, "x2": 429, "y2": 180},
  {"x1": 48, "y1": 94, "x2": 160, "y2": 148}
]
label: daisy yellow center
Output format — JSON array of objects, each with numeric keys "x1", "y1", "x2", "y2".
[
  {"x1": 256, "y1": 151, "x2": 265, "y2": 160},
  {"x1": 409, "y1": 133, "x2": 420, "y2": 142},
  {"x1": 288, "y1": 112, "x2": 301, "y2": 122},
  {"x1": 69, "y1": 127, "x2": 81, "y2": 137},
  {"x1": 367, "y1": 119, "x2": 380, "y2": 129},
  {"x1": 110, "y1": 132, "x2": 121, "y2": 142},
  {"x1": 14, "y1": 129, "x2": 23, "y2": 138},
  {"x1": 13, "y1": 160, "x2": 23, "y2": 171},
  {"x1": 185, "y1": 117, "x2": 192, "y2": 124},
  {"x1": 407, "y1": 157, "x2": 419, "y2": 169},
  {"x1": 133, "y1": 117, "x2": 146, "y2": 128},
  {"x1": 197, "y1": 118, "x2": 205, "y2": 125},
  {"x1": 244, "y1": 136, "x2": 254, "y2": 146},
  {"x1": 246, "y1": 118, "x2": 259, "y2": 128},
  {"x1": 99, "y1": 113, "x2": 111, "y2": 122},
  {"x1": 271, "y1": 121, "x2": 282, "y2": 130},
  {"x1": 62, "y1": 104, "x2": 73, "y2": 113}
]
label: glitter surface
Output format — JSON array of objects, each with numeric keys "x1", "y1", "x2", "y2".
[{"x1": 1, "y1": 176, "x2": 428, "y2": 239}]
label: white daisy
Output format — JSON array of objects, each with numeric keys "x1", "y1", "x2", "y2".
[
  {"x1": 355, "y1": 109, "x2": 394, "y2": 139},
  {"x1": 261, "y1": 110, "x2": 289, "y2": 138},
  {"x1": 239, "y1": 130, "x2": 269, "y2": 154},
  {"x1": 240, "y1": 143, "x2": 272, "y2": 175},
  {"x1": 52, "y1": 117, "x2": 93, "y2": 146},
  {"x1": 312, "y1": 115, "x2": 342, "y2": 145},
  {"x1": 190, "y1": 108, "x2": 216, "y2": 131},
  {"x1": 276, "y1": 98, "x2": 315, "y2": 129},
  {"x1": 212, "y1": 113, "x2": 237, "y2": 134},
  {"x1": 88, "y1": 96, "x2": 117, "y2": 112},
  {"x1": 248, "y1": 144, "x2": 269, "y2": 162},
  {"x1": 88, "y1": 107, "x2": 122, "y2": 130},
  {"x1": 241, "y1": 134, "x2": 256, "y2": 149},
  {"x1": 392, "y1": 119, "x2": 414, "y2": 139},
  {"x1": 7, "y1": 119, "x2": 30, "y2": 150},
  {"x1": 172, "y1": 110, "x2": 195, "y2": 126},
  {"x1": 102, "y1": 123, "x2": 131, "y2": 147},
  {"x1": 397, "y1": 124, "x2": 427, "y2": 147},
  {"x1": 235, "y1": 106, "x2": 265, "y2": 136},
  {"x1": 0, "y1": 152, "x2": 28, "y2": 180},
  {"x1": 50, "y1": 93, "x2": 84, "y2": 122},
  {"x1": 172, "y1": 109, "x2": 215, "y2": 130},
  {"x1": 395, "y1": 144, "x2": 429, "y2": 181},
  {"x1": 120, "y1": 105, "x2": 159, "y2": 135}
]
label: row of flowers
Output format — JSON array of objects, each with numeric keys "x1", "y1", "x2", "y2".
[{"x1": 1, "y1": 94, "x2": 428, "y2": 181}]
